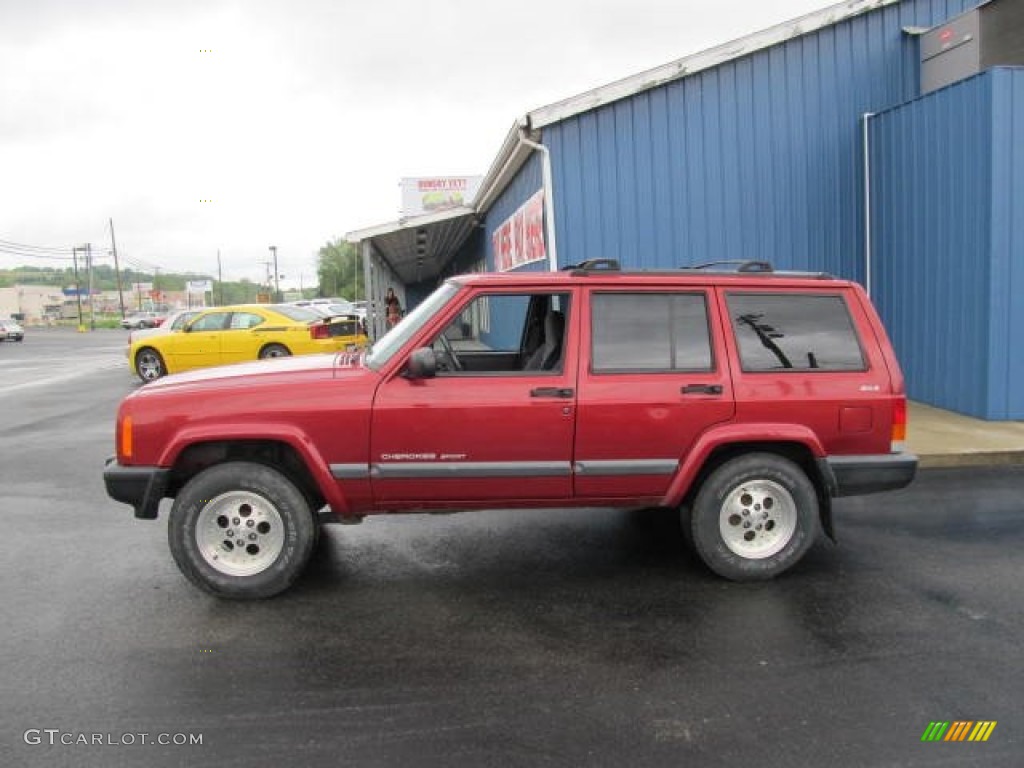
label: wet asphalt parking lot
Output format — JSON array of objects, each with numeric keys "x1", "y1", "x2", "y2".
[{"x1": 1, "y1": 329, "x2": 1022, "y2": 767}]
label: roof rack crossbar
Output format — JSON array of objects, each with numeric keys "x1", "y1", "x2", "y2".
[
  {"x1": 564, "y1": 258, "x2": 621, "y2": 274},
  {"x1": 683, "y1": 260, "x2": 774, "y2": 273}
]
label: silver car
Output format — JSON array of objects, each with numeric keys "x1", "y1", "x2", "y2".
[{"x1": 0, "y1": 317, "x2": 25, "y2": 341}]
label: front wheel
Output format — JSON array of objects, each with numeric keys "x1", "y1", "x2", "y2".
[
  {"x1": 168, "y1": 462, "x2": 317, "y2": 599},
  {"x1": 259, "y1": 343, "x2": 291, "y2": 359},
  {"x1": 135, "y1": 347, "x2": 166, "y2": 382},
  {"x1": 689, "y1": 453, "x2": 820, "y2": 581}
]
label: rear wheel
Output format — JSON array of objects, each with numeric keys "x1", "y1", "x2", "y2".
[
  {"x1": 168, "y1": 462, "x2": 316, "y2": 599},
  {"x1": 689, "y1": 453, "x2": 819, "y2": 581},
  {"x1": 135, "y1": 347, "x2": 166, "y2": 382},
  {"x1": 259, "y1": 343, "x2": 291, "y2": 359}
]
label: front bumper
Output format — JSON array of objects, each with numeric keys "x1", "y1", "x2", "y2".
[
  {"x1": 103, "y1": 457, "x2": 171, "y2": 519},
  {"x1": 818, "y1": 453, "x2": 918, "y2": 497}
]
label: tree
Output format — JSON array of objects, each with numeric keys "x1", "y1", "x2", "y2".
[
  {"x1": 216, "y1": 279, "x2": 259, "y2": 305},
  {"x1": 316, "y1": 239, "x2": 362, "y2": 300}
]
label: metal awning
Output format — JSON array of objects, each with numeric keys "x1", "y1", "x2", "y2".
[{"x1": 346, "y1": 206, "x2": 478, "y2": 286}]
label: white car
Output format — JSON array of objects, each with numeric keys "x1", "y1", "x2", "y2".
[
  {"x1": 303, "y1": 302, "x2": 355, "y2": 319},
  {"x1": 349, "y1": 300, "x2": 369, "y2": 320},
  {"x1": 290, "y1": 297, "x2": 354, "y2": 313},
  {"x1": 0, "y1": 317, "x2": 25, "y2": 341},
  {"x1": 126, "y1": 309, "x2": 199, "y2": 356},
  {"x1": 121, "y1": 311, "x2": 164, "y2": 330}
]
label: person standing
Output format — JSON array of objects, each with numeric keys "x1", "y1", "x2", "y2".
[{"x1": 385, "y1": 287, "x2": 402, "y2": 328}]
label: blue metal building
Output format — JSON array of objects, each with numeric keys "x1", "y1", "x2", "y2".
[{"x1": 349, "y1": 0, "x2": 1024, "y2": 419}]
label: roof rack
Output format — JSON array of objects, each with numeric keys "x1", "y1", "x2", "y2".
[
  {"x1": 683, "y1": 260, "x2": 774, "y2": 273},
  {"x1": 554, "y1": 258, "x2": 835, "y2": 279},
  {"x1": 564, "y1": 258, "x2": 621, "y2": 275}
]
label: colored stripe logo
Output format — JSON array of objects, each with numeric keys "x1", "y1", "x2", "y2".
[{"x1": 921, "y1": 721, "x2": 997, "y2": 742}]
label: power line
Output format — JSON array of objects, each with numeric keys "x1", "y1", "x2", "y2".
[
  {"x1": 119, "y1": 252, "x2": 161, "y2": 271},
  {"x1": 0, "y1": 246, "x2": 75, "y2": 261},
  {"x1": 2, "y1": 234, "x2": 211, "y2": 285},
  {"x1": 0, "y1": 238, "x2": 74, "y2": 255}
]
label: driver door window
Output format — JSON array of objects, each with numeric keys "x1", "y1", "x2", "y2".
[{"x1": 429, "y1": 292, "x2": 570, "y2": 375}]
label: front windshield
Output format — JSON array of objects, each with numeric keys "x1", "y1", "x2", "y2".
[{"x1": 365, "y1": 281, "x2": 461, "y2": 370}]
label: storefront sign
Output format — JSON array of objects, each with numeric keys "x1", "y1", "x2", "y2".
[
  {"x1": 492, "y1": 189, "x2": 546, "y2": 272},
  {"x1": 400, "y1": 176, "x2": 482, "y2": 216}
]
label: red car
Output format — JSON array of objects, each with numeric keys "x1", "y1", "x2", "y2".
[{"x1": 104, "y1": 260, "x2": 916, "y2": 598}]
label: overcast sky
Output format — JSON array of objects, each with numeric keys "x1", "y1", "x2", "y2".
[{"x1": 1, "y1": 0, "x2": 835, "y2": 287}]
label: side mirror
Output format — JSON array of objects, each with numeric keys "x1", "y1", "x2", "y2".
[{"x1": 405, "y1": 347, "x2": 437, "y2": 379}]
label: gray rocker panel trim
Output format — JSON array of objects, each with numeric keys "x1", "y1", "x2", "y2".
[
  {"x1": 573, "y1": 459, "x2": 679, "y2": 476},
  {"x1": 338, "y1": 459, "x2": 682, "y2": 481},
  {"x1": 370, "y1": 461, "x2": 572, "y2": 479},
  {"x1": 330, "y1": 464, "x2": 371, "y2": 479}
]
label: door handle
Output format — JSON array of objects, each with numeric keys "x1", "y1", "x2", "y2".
[
  {"x1": 681, "y1": 384, "x2": 723, "y2": 395},
  {"x1": 530, "y1": 387, "x2": 575, "y2": 399}
]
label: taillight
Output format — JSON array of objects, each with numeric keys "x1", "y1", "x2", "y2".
[
  {"x1": 891, "y1": 397, "x2": 907, "y2": 452},
  {"x1": 310, "y1": 322, "x2": 329, "y2": 340}
]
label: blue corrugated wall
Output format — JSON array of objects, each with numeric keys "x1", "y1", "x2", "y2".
[
  {"x1": 870, "y1": 72, "x2": 993, "y2": 417},
  {"x1": 872, "y1": 67, "x2": 1024, "y2": 419},
  {"x1": 988, "y1": 68, "x2": 1024, "y2": 419},
  {"x1": 538, "y1": 0, "x2": 977, "y2": 279}
]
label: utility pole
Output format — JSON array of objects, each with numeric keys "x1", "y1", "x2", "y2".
[
  {"x1": 85, "y1": 242, "x2": 95, "y2": 330},
  {"x1": 110, "y1": 218, "x2": 126, "y2": 319},
  {"x1": 71, "y1": 247, "x2": 84, "y2": 328},
  {"x1": 269, "y1": 245, "x2": 279, "y2": 302},
  {"x1": 258, "y1": 261, "x2": 273, "y2": 302},
  {"x1": 217, "y1": 249, "x2": 224, "y2": 305}
]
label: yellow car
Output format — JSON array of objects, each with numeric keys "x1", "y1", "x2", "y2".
[{"x1": 129, "y1": 303, "x2": 367, "y2": 382}]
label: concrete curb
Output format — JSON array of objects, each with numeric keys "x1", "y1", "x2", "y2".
[{"x1": 917, "y1": 451, "x2": 1024, "y2": 469}]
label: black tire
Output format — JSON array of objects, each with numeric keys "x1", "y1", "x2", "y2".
[
  {"x1": 168, "y1": 462, "x2": 316, "y2": 599},
  {"x1": 135, "y1": 347, "x2": 167, "y2": 382},
  {"x1": 689, "y1": 453, "x2": 819, "y2": 581},
  {"x1": 259, "y1": 343, "x2": 291, "y2": 359}
]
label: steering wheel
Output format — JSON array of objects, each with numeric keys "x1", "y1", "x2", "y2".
[{"x1": 437, "y1": 332, "x2": 464, "y2": 372}]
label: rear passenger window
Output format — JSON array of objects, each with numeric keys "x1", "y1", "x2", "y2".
[
  {"x1": 592, "y1": 293, "x2": 712, "y2": 373},
  {"x1": 726, "y1": 293, "x2": 865, "y2": 372},
  {"x1": 229, "y1": 313, "x2": 264, "y2": 330}
]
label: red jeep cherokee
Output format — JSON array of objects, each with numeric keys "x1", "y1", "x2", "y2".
[{"x1": 104, "y1": 260, "x2": 916, "y2": 598}]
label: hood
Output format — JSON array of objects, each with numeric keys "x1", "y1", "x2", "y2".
[{"x1": 137, "y1": 351, "x2": 367, "y2": 393}]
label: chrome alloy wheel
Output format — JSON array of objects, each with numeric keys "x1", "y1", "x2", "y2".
[
  {"x1": 195, "y1": 491, "x2": 286, "y2": 577},
  {"x1": 718, "y1": 479, "x2": 798, "y2": 560},
  {"x1": 136, "y1": 349, "x2": 164, "y2": 381}
]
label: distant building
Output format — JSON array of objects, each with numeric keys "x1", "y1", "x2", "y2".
[{"x1": 0, "y1": 285, "x2": 67, "y2": 322}]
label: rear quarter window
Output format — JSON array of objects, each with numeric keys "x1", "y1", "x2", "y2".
[{"x1": 726, "y1": 292, "x2": 866, "y2": 372}]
